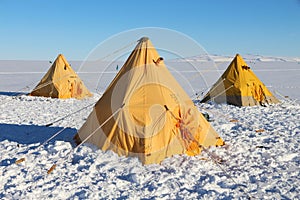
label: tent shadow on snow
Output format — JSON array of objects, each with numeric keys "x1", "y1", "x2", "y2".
[
  {"x1": 0, "y1": 91, "x2": 27, "y2": 97},
  {"x1": 0, "y1": 123, "x2": 76, "y2": 145}
]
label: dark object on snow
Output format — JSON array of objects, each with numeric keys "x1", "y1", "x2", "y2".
[{"x1": 202, "y1": 113, "x2": 213, "y2": 122}]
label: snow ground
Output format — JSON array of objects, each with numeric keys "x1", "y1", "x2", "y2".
[{"x1": 0, "y1": 56, "x2": 299, "y2": 199}]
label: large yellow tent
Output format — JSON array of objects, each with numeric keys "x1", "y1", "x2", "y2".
[
  {"x1": 201, "y1": 54, "x2": 280, "y2": 106},
  {"x1": 74, "y1": 37, "x2": 224, "y2": 164},
  {"x1": 29, "y1": 54, "x2": 92, "y2": 99}
]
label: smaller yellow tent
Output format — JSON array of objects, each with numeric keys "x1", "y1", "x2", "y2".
[
  {"x1": 29, "y1": 54, "x2": 92, "y2": 99},
  {"x1": 201, "y1": 54, "x2": 280, "y2": 106}
]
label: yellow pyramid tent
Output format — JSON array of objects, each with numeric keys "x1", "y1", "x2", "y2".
[
  {"x1": 29, "y1": 54, "x2": 92, "y2": 99},
  {"x1": 74, "y1": 37, "x2": 224, "y2": 164},
  {"x1": 201, "y1": 54, "x2": 280, "y2": 106}
]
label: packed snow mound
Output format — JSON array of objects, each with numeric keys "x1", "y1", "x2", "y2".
[{"x1": 0, "y1": 93, "x2": 299, "y2": 199}]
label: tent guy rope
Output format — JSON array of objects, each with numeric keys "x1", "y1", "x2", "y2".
[
  {"x1": 46, "y1": 103, "x2": 125, "y2": 174},
  {"x1": 14, "y1": 101, "x2": 96, "y2": 164}
]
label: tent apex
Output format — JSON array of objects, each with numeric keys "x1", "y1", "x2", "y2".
[{"x1": 138, "y1": 37, "x2": 149, "y2": 43}]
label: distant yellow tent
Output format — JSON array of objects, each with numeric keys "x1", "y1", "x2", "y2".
[
  {"x1": 29, "y1": 54, "x2": 92, "y2": 99},
  {"x1": 74, "y1": 37, "x2": 224, "y2": 164},
  {"x1": 201, "y1": 54, "x2": 280, "y2": 106}
]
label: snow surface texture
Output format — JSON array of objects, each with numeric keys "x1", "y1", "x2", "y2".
[{"x1": 0, "y1": 55, "x2": 299, "y2": 199}]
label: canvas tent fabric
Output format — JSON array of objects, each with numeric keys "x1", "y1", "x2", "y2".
[
  {"x1": 29, "y1": 54, "x2": 92, "y2": 99},
  {"x1": 201, "y1": 54, "x2": 280, "y2": 106},
  {"x1": 74, "y1": 37, "x2": 224, "y2": 164}
]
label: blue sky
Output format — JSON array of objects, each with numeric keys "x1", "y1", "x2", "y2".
[{"x1": 0, "y1": 0, "x2": 299, "y2": 60}]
